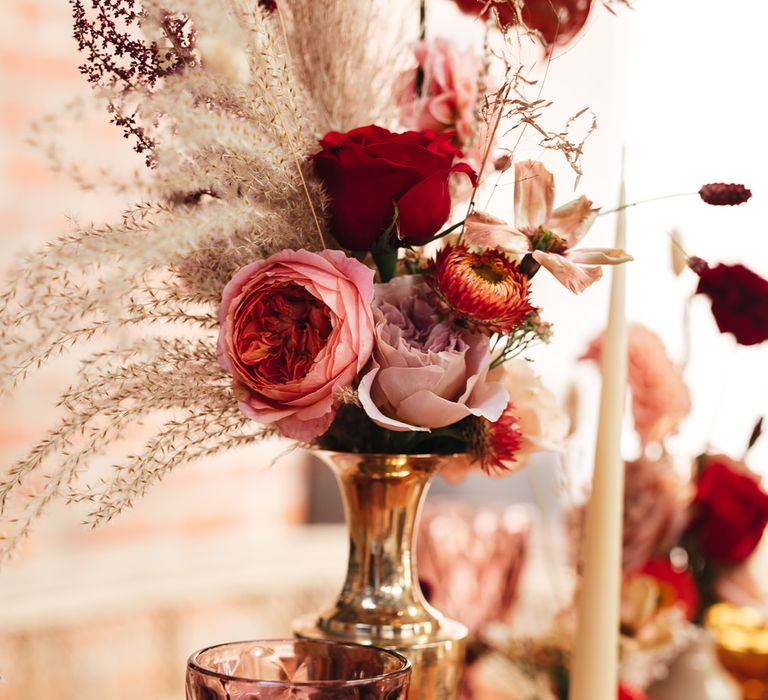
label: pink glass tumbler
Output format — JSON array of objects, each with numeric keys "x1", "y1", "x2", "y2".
[{"x1": 186, "y1": 638, "x2": 411, "y2": 699}]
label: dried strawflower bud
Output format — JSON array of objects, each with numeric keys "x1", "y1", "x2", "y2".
[
  {"x1": 493, "y1": 153, "x2": 512, "y2": 172},
  {"x1": 698, "y1": 183, "x2": 752, "y2": 206}
]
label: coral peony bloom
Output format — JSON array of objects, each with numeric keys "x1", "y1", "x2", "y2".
[
  {"x1": 402, "y1": 39, "x2": 481, "y2": 146},
  {"x1": 692, "y1": 262, "x2": 768, "y2": 346},
  {"x1": 688, "y1": 459, "x2": 768, "y2": 563},
  {"x1": 582, "y1": 324, "x2": 691, "y2": 445},
  {"x1": 357, "y1": 275, "x2": 508, "y2": 431},
  {"x1": 313, "y1": 125, "x2": 476, "y2": 251},
  {"x1": 217, "y1": 249, "x2": 375, "y2": 441},
  {"x1": 429, "y1": 243, "x2": 534, "y2": 334},
  {"x1": 465, "y1": 161, "x2": 631, "y2": 293}
]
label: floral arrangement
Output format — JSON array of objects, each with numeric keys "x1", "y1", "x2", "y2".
[{"x1": 0, "y1": 0, "x2": 637, "y2": 562}]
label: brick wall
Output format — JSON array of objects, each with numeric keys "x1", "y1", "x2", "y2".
[{"x1": 0, "y1": 3, "x2": 315, "y2": 697}]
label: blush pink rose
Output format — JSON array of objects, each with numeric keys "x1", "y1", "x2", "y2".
[
  {"x1": 357, "y1": 275, "x2": 507, "y2": 431},
  {"x1": 217, "y1": 249, "x2": 375, "y2": 441},
  {"x1": 401, "y1": 39, "x2": 481, "y2": 148}
]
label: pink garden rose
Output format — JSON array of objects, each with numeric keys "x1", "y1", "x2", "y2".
[
  {"x1": 217, "y1": 249, "x2": 375, "y2": 441},
  {"x1": 358, "y1": 275, "x2": 507, "y2": 431}
]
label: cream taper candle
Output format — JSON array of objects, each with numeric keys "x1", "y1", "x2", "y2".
[{"x1": 568, "y1": 177, "x2": 628, "y2": 700}]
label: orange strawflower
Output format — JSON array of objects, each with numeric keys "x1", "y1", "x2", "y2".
[{"x1": 429, "y1": 243, "x2": 534, "y2": 334}]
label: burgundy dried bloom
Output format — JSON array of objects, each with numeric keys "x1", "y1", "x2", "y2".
[
  {"x1": 698, "y1": 183, "x2": 752, "y2": 206},
  {"x1": 259, "y1": 0, "x2": 277, "y2": 11},
  {"x1": 693, "y1": 262, "x2": 768, "y2": 346}
]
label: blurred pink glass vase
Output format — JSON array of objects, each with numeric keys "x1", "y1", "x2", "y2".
[
  {"x1": 186, "y1": 639, "x2": 411, "y2": 699},
  {"x1": 417, "y1": 502, "x2": 530, "y2": 636}
]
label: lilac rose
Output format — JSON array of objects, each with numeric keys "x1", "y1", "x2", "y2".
[{"x1": 358, "y1": 275, "x2": 508, "y2": 431}]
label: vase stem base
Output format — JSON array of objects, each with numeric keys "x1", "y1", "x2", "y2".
[{"x1": 293, "y1": 613, "x2": 467, "y2": 700}]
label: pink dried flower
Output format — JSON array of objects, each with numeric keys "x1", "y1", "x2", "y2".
[
  {"x1": 698, "y1": 183, "x2": 752, "y2": 206},
  {"x1": 582, "y1": 324, "x2": 691, "y2": 445},
  {"x1": 464, "y1": 161, "x2": 631, "y2": 293}
]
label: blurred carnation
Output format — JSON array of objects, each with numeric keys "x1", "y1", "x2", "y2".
[
  {"x1": 582, "y1": 324, "x2": 691, "y2": 445},
  {"x1": 570, "y1": 455, "x2": 692, "y2": 575},
  {"x1": 619, "y1": 684, "x2": 651, "y2": 700},
  {"x1": 622, "y1": 456, "x2": 692, "y2": 573},
  {"x1": 501, "y1": 359, "x2": 570, "y2": 460}
]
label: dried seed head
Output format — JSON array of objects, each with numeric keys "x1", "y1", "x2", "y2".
[{"x1": 699, "y1": 183, "x2": 752, "y2": 206}]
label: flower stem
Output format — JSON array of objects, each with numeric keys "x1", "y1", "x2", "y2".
[{"x1": 598, "y1": 191, "x2": 697, "y2": 216}]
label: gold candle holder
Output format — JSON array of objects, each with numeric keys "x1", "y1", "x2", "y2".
[{"x1": 705, "y1": 603, "x2": 768, "y2": 700}]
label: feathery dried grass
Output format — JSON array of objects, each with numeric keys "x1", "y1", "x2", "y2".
[{"x1": 0, "y1": 0, "x2": 351, "y2": 562}]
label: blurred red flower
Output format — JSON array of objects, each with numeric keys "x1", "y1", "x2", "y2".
[
  {"x1": 693, "y1": 262, "x2": 768, "y2": 346},
  {"x1": 688, "y1": 460, "x2": 768, "y2": 563},
  {"x1": 619, "y1": 684, "x2": 650, "y2": 700},
  {"x1": 452, "y1": 0, "x2": 593, "y2": 52},
  {"x1": 635, "y1": 559, "x2": 699, "y2": 621}
]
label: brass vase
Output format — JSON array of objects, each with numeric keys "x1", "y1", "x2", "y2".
[{"x1": 294, "y1": 451, "x2": 468, "y2": 700}]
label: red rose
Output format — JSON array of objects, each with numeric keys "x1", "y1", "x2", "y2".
[
  {"x1": 694, "y1": 262, "x2": 768, "y2": 346},
  {"x1": 313, "y1": 125, "x2": 476, "y2": 251},
  {"x1": 452, "y1": 0, "x2": 593, "y2": 52},
  {"x1": 688, "y1": 460, "x2": 768, "y2": 563}
]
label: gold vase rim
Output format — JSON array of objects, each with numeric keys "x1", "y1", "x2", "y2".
[{"x1": 311, "y1": 449, "x2": 466, "y2": 460}]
